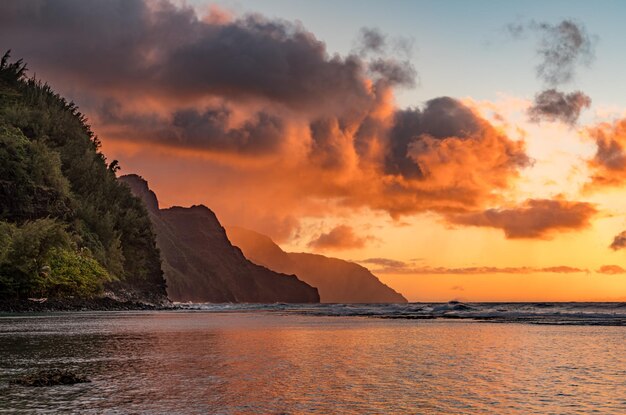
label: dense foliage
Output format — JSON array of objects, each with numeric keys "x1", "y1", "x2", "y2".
[{"x1": 0, "y1": 52, "x2": 166, "y2": 300}]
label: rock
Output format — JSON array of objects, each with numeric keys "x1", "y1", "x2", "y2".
[
  {"x1": 226, "y1": 226, "x2": 408, "y2": 303},
  {"x1": 10, "y1": 370, "x2": 91, "y2": 387},
  {"x1": 119, "y1": 174, "x2": 320, "y2": 303}
]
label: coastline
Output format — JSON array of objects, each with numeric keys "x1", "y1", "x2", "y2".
[{"x1": 0, "y1": 297, "x2": 174, "y2": 313}]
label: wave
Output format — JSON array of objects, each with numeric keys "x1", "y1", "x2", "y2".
[{"x1": 172, "y1": 301, "x2": 626, "y2": 326}]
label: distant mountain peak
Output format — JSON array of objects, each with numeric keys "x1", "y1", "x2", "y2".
[
  {"x1": 226, "y1": 226, "x2": 407, "y2": 303},
  {"x1": 119, "y1": 174, "x2": 159, "y2": 213}
]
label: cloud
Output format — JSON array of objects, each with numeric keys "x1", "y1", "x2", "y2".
[
  {"x1": 372, "y1": 265, "x2": 587, "y2": 275},
  {"x1": 354, "y1": 27, "x2": 387, "y2": 56},
  {"x1": 586, "y1": 118, "x2": 626, "y2": 188},
  {"x1": 368, "y1": 58, "x2": 417, "y2": 88},
  {"x1": 354, "y1": 26, "x2": 414, "y2": 59},
  {"x1": 359, "y1": 257, "x2": 408, "y2": 268},
  {"x1": 308, "y1": 225, "x2": 372, "y2": 251},
  {"x1": 0, "y1": 0, "x2": 375, "y2": 113},
  {"x1": 447, "y1": 199, "x2": 597, "y2": 239},
  {"x1": 508, "y1": 19, "x2": 595, "y2": 130},
  {"x1": 535, "y1": 20, "x2": 594, "y2": 85},
  {"x1": 509, "y1": 19, "x2": 595, "y2": 86},
  {"x1": 610, "y1": 231, "x2": 626, "y2": 251},
  {"x1": 0, "y1": 0, "x2": 533, "y2": 241},
  {"x1": 378, "y1": 97, "x2": 530, "y2": 215},
  {"x1": 596, "y1": 264, "x2": 626, "y2": 274},
  {"x1": 100, "y1": 100, "x2": 286, "y2": 153},
  {"x1": 358, "y1": 252, "x2": 588, "y2": 275},
  {"x1": 527, "y1": 89, "x2": 591, "y2": 125},
  {"x1": 353, "y1": 27, "x2": 417, "y2": 88},
  {"x1": 505, "y1": 21, "x2": 526, "y2": 39},
  {"x1": 507, "y1": 19, "x2": 595, "y2": 86}
]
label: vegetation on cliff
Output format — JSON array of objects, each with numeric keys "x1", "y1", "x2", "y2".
[{"x1": 0, "y1": 52, "x2": 166, "y2": 301}]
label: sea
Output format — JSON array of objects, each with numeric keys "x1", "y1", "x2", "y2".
[{"x1": 1, "y1": 302, "x2": 625, "y2": 414}]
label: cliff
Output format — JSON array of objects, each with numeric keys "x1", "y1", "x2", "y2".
[
  {"x1": 120, "y1": 175, "x2": 319, "y2": 303},
  {"x1": 0, "y1": 53, "x2": 166, "y2": 304},
  {"x1": 226, "y1": 226, "x2": 407, "y2": 303}
]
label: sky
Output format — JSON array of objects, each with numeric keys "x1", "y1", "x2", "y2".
[{"x1": 3, "y1": 0, "x2": 626, "y2": 301}]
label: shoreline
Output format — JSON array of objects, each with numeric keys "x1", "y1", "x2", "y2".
[{"x1": 0, "y1": 297, "x2": 174, "y2": 313}]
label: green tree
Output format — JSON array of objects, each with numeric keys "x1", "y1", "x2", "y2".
[{"x1": 0, "y1": 51, "x2": 166, "y2": 301}]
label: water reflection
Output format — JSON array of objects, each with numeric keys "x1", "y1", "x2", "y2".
[{"x1": 1, "y1": 312, "x2": 625, "y2": 414}]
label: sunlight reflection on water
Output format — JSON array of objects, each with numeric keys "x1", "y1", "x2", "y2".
[{"x1": 0, "y1": 311, "x2": 625, "y2": 414}]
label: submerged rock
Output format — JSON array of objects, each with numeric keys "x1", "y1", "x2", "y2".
[{"x1": 10, "y1": 370, "x2": 91, "y2": 387}]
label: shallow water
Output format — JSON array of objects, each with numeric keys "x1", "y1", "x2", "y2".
[{"x1": 1, "y1": 310, "x2": 625, "y2": 414}]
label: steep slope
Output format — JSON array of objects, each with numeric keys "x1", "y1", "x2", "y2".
[
  {"x1": 226, "y1": 226, "x2": 407, "y2": 303},
  {"x1": 120, "y1": 175, "x2": 319, "y2": 303},
  {"x1": 0, "y1": 53, "x2": 166, "y2": 303}
]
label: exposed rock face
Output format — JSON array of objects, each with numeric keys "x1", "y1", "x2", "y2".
[
  {"x1": 226, "y1": 227, "x2": 407, "y2": 303},
  {"x1": 120, "y1": 175, "x2": 319, "y2": 303}
]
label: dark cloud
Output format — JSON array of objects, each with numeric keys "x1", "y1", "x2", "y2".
[
  {"x1": 410, "y1": 97, "x2": 482, "y2": 139},
  {"x1": 508, "y1": 19, "x2": 595, "y2": 128},
  {"x1": 447, "y1": 199, "x2": 597, "y2": 239},
  {"x1": 308, "y1": 118, "x2": 353, "y2": 169},
  {"x1": 0, "y1": 0, "x2": 422, "y2": 156},
  {"x1": 596, "y1": 264, "x2": 626, "y2": 274},
  {"x1": 385, "y1": 97, "x2": 488, "y2": 178},
  {"x1": 595, "y1": 139, "x2": 626, "y2": 171},
  {"x1": 171, "y1": 109, "x2": 284, "y2": 153},
  {"x1": 355, "y1": 27, "x2": 387, "y2": 55},
  {"x1": 508, "y1": 19, "x2": 595, "y2": 85},
  {"x1": 534, "y1": 19, "x2": 594, "y2": 86},
  {"x1": 353, "y1": 27, "x2": 417, "y2": 88},
  {"x1": 348, "y1": 96, "x2": 531, "y2": 218},
  {"x1": 99, "y1": 100, "x2": 284, "y2": 153},
  {"x1": 0, "y1": 0, "x2": 372, "y2": 111},
  {"x1": 368, "y1": 58, "x2": 417, "y2": 87},
  {"x1": 98, "y1": 99, "x2": 165, "y2": 134},
  {"x1": 308, "y1": 225, "x2": 372, "y2": 251},
  {"x1": 354, "y1": 27, "x2": 414, "y2": 58},
  {"x1": 610, "y1": 231, "x2": 626, "y2": 251},
  {"x1": 527, "y1": 89, "x2": 591, "y2": 125}
]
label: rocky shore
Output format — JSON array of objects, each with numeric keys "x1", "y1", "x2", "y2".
[{"x1": 0, "y1": 297, "x2": 174, "y2": 313}]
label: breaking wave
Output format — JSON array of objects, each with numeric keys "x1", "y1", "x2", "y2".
[{"x1": 173, "y1": 301, "x2": 626, "y2": 326}]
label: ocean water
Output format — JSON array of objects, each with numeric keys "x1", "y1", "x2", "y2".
[
  {"x1": 0, "y1": 306, "x2": 625, "y2": 414},
  {"x1": 178, "y1": 302, "x2": 626, "y2": 325}
]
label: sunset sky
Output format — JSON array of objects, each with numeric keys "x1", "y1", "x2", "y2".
[{"x1": 3, "y1": 0, "x2": 626, "y2": 301}]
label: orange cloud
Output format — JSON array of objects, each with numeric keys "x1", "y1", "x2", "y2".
[
  {"x1": 308, "y1": 225, "x2": 373, "y2": 251},
  {"x1": 610, "y1": 231, "x2": 626, "y2": 251},
  {"x1": 447, "y1": 199, "x2": 597, "y2": 239},
  {"x1": 586, "y1": 118, "x2": 626, "y2": 188},
  {"x1": 596, "y1": 265, "x2": 626, "y2": 274}
]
